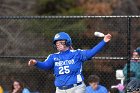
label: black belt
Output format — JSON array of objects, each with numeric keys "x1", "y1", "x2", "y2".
[{"x1": 58, "y1": 82, "x2": 82, "y2": 90}]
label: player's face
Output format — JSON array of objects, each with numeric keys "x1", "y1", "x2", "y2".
[
  {"x1": 133, "y1": 51, "x2": 139, "y2": 58},
  {"x1": 89, "y1": 82, "x2": 98, "y2": 90},
  {"x1": 55, "y1": 40, "x2": 68, "y2": 52},
  {"x1": 13, "y1": 81, "x2": 21, "y2": 90}
]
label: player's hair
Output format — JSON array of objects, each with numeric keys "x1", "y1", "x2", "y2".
[
  {"x1": 87, "y1": 75, "x2": 100, "y2": 83},
  {"x1": 53, "y1": 32, "x2": 72, "y2": 46},
  {"x1": 10, "y1": 79, "x2": 24, "y2": 93},
  {"x1": 69, "y1": 46, "x2": 74, "y2": 50}
]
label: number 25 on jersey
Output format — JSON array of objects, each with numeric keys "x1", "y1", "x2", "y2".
[{"x1": 59, "y1": 66, "x2": 70, "y2": 74}]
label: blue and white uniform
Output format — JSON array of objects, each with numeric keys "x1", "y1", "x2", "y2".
[
  {"x1": 86, "y1": 85, "x2": 108, "y2": 93},
  {"x1": 35, "y1": 40, "x2": 106, "y2": 87}
]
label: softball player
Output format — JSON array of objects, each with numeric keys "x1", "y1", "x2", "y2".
[{"x1": 28, "y1": 32, "x2": 111, "y2": 93}]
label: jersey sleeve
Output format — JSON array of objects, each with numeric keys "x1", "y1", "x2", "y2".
[
  {"x1": 123, "y1": 62, "x2": 137, "y2": 81},
  {"x1": 80, "y1": 40, "x2": 106, "y2": 61},
  {"x1": 136, "y1": 63, "x2": 140, "y2": 78},
  {"x1": 85, "y1": 86, "x2": 91, "y2": 93},
  {"x1": 35, "y1": 54, "x2": 54, "y2": 70},
  {"x1": 23, "y1": 88, "x2": 30, "y2": 93},
  {"x1": 103, "y1": 87, "x2": 108, "y2": 93},
  {"x1": 123, "y1": 64, "x2": 127, "y2": 78}
]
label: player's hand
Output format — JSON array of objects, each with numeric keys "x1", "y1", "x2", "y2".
[
  {"x1": 104, "y1": 33, "x2": 112, "y2": 42},
  {"x1": 12, "y1": 89, "x2": 18, "y2": 93},
  {"x1": 28, "y1": 59, "x2": 37, "y2": 66}
]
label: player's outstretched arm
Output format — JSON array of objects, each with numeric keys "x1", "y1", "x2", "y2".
[
  {"x1": 28, "y1": 55, "x2": 54, "y2": 70},
  {"x1": 80, "y1": 33, "x2": 112, "y2": 61}
]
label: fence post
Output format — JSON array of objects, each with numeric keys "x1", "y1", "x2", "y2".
[{"x1": 127, "y1": 16, "x2": 131, "y2": 84}]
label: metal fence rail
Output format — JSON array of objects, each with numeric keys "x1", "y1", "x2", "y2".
[{"x1": 1, "y1": 15, "x2": 140, "y2": 19}]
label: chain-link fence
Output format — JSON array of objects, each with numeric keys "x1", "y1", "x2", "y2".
[{"x1": 0, "y1": 16, "x2": 140, "y2": 93}]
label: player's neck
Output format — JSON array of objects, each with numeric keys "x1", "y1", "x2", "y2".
[{"x1": 60, "y1": 47, "x2": 69, "y2": 52}]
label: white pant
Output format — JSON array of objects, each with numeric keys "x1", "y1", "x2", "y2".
[{"x1": 56, "y1": 82, "x2": 86, "y2": 93}]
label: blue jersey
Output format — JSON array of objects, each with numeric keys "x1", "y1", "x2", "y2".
[
  {"x1": 22, "y1": 88, "x2": 30, "y2": 93},
  {"x1": 86, "y1": 85, "x2": 108, "y2": 93},
  {"x1": 35, "y1": 40, "x2": 106, "y2": 87}
]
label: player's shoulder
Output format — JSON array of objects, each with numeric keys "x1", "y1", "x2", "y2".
[
  {"x1": 49, "y1": 53, "x2": 60, "y2": 58},
  {"x1": 23, "y1": 88, "x2": 30, "y2": 92},
  {"x1": 86, "y1": 86, "x2": 92, "y2": 90},
  {"x1": 86, "y1": 85, "x2": 91, "y2": 88},
  {"x1": 53, "y1": 52, "x2": 60, "y2": 54},
  {"x1": 52, "y1": 49, "x2": 85, "y2": 54},
  {"x1": 99, "y1": 85, "x2": 107, "y2": 90},
  {"x1": 70, "y1": 49, "x2": 85, "y2": 53},
  {"x1": 70, "y1": 49, "x2": 78, "y2": 52}
]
